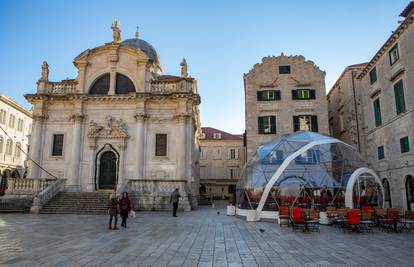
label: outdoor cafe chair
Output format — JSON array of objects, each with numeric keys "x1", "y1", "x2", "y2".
[
  {"x1": 359, "y1": 209, "x2": 374, "y2": 233},
  {"x1": 379, "y1": 208, "x2": 401, "y2": 232},
  {"x1": 345, "y1": 209, "x2": 360, "y2": 232},
  {"x1": 304, "y1": 209, "x2": 320, "y2": 232},
  {"x1": 278, "y1": 205, "x2": 290, "y2": 227},
  {"x1": 290, "y1": 207, "x2": 306, "y2": 232}
]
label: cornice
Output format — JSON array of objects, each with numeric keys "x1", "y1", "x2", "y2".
[{"x1": 0, "y1": 94, "x2": 32, "y2": 118}]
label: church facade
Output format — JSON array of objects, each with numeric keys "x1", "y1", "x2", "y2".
[{"x1": 25, "y1": 22, "x2": 201, "y2": 210}]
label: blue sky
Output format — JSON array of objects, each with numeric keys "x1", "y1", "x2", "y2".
[{"x1": 0, "y1": 0, "x2": 408, "y2": 134}]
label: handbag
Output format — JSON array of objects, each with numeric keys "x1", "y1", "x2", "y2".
[{"x1": 129, "y1": 210, "x2": 136, "y2": 219}]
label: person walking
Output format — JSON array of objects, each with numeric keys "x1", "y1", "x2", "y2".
[
  {"x1": 119, "y1": 192, "x2": 131, "y2": 228},
  {"x1": 107, "y1": 193, "x2": 119, "y2": 230},
  {"x1": 170, "y1": 188, "x2": 181, "y2": 217}
]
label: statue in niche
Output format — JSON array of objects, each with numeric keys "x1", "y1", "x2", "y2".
[
  {"x1": 180, "y1": 58, "x2": 188, "y2": 78},
  {"x1": 41, "y1": 61, "x2": 49, "y2": 81},
  {"x1": 111, "y1": 19, "x2": 121, "y2": 43}
]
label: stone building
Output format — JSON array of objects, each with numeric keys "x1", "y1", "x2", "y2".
[
  {"x1": 0, "y1": 94, "x2": 32, "y2": 178},
  {"x1": 328, "y1": 2, "x2": 414, "y2": 210},
  {"x1": 25, "y1": 22, "x2": 201, "y2": 210},
  {"x1": 357, "y1": 2, "x2": 414, "y2": 210},
  {"x1": 199, "y1": 127, "x2": 244, "y2": 200},
  {"x1": 244, "y1": 55, "x2": 329, "y2": 158},
  {"x1": 327, "y1": 63, "x2": 367, "y2": 154}
]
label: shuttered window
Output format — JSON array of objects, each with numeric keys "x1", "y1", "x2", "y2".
[
  {"x1": 377, "y1": 146, "x2": 384, "y2": 160},
  {"x1": 257, "y1": 90, "x2": 281, "y2": 101},
  {"x1": 292, "y1": 89, "x2": 316, "y2": 100},
  {"x1": 400, "y1": 136, "x2": 410, "y2": 154},
  {"x1": 369, "y1": 67, "x2": 377, "y2": 84},
  {"x1": 258, "y1": 116, "x2": 276, "y2": 134},
  {"x1": 293, "y1": 115, "x2": 318, "y2": 132},
  {"x1": 279, "y1": 65, "x2": 291, "y2": 74},
  {"x1": 389, "y1": 44, "x2": 399, "y2": 65},
  {"x1": 373, "y1": 98, "x2": 382, "y2": 127},
  {"x1": 155, "y1": 134, "x2": 167, "y2": 156},
  {"x1": 52, "y1": 134, "x2": 64, "y2": 156},
  {"x1": 394, "y1": 80, "x2": 406, "y2": 115}
]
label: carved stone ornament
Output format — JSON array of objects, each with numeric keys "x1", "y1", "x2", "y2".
[
  {"x1": 87, "y1": 115, "x2": 128, "y2": 139},
  {"x1": 41, "y1": 61, "x2": 49, "y2": 81}
]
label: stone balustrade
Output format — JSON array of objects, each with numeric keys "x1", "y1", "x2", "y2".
[
  {"x1": 6, "y1": 178, "x2": 56, "y2": 195},
  {"x1": 126, "y1": 179, "x2": 187, "y2": 196},
  {"x1": 150, "y1": 80, "x2": 194, "y2": 94},
  {"x1": 30, "y1": 179, "x2": 66, "y2": 213},
  {"x1": 49, "y1": 80, "x2": 77, "y2": 94}
]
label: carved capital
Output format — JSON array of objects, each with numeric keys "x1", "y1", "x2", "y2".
[
  {"x1": 33, "y1": 114, "x2": 49, "y2": 122},
  {"x1": 175, "y1": 113, "x2": 190, "y2": 123},
  {"x1": 134, "y1": 113, "x2": 148, "y2": 122},
  {"x1": 74, "y1": 60, "x2": 88, "y2": 69},
  {"x1": 70, "y1": 113, "x2": 85, "y2": 122}
]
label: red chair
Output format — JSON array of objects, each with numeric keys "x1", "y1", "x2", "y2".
[
  {"x1": 346, "y1": 209, "x2": 360, "y2": 232},
  {"x1": 278, "y1": 205, "x2": 290, "y2": 227},
  {"x1": 290, "y1": 207, "x2": 305, "y2": 231}
]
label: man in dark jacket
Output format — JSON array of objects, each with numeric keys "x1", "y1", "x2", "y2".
[{"x1": 170, "y1": 188, "x2": 181, "y2": 217}]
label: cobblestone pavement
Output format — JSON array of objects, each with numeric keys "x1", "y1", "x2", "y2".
[{"x1": 1, "y1": 202, "x2": 414, "y2": 267}]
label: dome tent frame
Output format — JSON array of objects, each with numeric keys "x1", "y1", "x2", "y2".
[{"x1": 236, "y1": 132, "x2": 384, "y2": 221}]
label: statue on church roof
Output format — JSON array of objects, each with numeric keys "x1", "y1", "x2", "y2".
[
  {"x1": 41, "y1": 61, "x2": 49, "y2": 81},
  {"x1": 180, "y1": 58, "x2": 188, "y2": 78},
  {"x1": 111, "y1": 19, "x2": 122, "y2": 43}
]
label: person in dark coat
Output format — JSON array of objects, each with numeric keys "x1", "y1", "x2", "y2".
[
  {"x1": 170, "y1": 188, "x2": 181, "y2": 217},
  {"x1": 119, "y1": 192, "x2": 131, "y2": 228},
  {"x1": 107, "y1": 193, "x2": 119, "y2": 230}
]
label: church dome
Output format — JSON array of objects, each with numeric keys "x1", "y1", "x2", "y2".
[{"x1": 121, "y1": 38, "x2": 159, "y2": 63}]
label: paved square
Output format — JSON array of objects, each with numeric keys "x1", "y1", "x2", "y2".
[{"x1": 1, "y1": 202, "x2": 414, "y2": 267}]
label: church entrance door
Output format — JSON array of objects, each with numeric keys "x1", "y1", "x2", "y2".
[{"x1": 98, "y1": 151, "x2": 117, "y2": 190}]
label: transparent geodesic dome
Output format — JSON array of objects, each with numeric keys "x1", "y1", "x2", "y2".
[{"x1": 237, "y1": 131, "x2": 384, "y2": 212}]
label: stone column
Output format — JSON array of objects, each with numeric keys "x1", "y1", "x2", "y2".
[
  {"x1": 176, "y1": 114, "x2": 188, "y2": 180},
  {"x1": 68, "y1": 114, "x2": 84, "y2": 192},
  {"x1": 75, "y1": 61, "x2": 88, "y2": 93},
  {"x1": 88, "y1": 141, "x2": 97, "y2": 192},
  {"x1": 118, "y1": 139, "x2": 127, "y2": 188},
  {"x1": 134, "y1": 113, "x2": 147, "y2": 179},
  {"x1": 28, "y1": 114, "x2": 47, "y2": 178}
]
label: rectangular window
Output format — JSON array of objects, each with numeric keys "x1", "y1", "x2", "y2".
[
  {"x1": 230, "y1": 149, "x2": 236, "y2": 159},
  {"x1": 52, "y1": 134, "x2": 64, "y2": 156},
  {"x1": 373, "y1": 98, "x2": 382, "y2": 127},
  {"x1": 213, "y1": 133, "x2": 221, "y2": 139},
  {"x1": 0, "y1": 110, "x2": 6, "y2": 124},
  {"x1": 8, "y1": 114, "x2": 15, "y2": 128},
  {"x1": 400, "y1": 136, "x2": 410, "y2": 154},
  {"x1": 369, "y1": 67, "x2": 377, "y2": 84},
  {"x1": 394, "y1": 80, "x2": 406, "y2": 115},
  {"x1": 17, "y1": 119, "x2": 24, "y2": 132},
  {"x1": 389, "y1": 44, "x2": 399, "y2": 65},
  {"x1": 213, "y1": 148, "x2": 222, "y2": 160},
  {"x1": 257, "y1": 90, "x2": 281, "y2": 101},
  {"x1": 292, "y1": 89, "x2": 316, "y2": 100},
  {"x1": 258, "y1": 116, "x2": 276, "y2": 134},
  {"x1": 295, "y1": 149, "x2": 320, "y2": 165},
  {"x1": 155, "y1": 134, "x2": 167, "y2": 156},
  {"x1": 377, "y1": 146, "x2": 385, "y2": 160},
  {"x1": 200, "y1": 149, "x2": 205, "y2": 160},
  {"x1": 262, "y1": 150, "x2": 284, "y2": 164},
  {"x1": 279, "y1": 65, "x2": 291, "y2": 74},
  {"x1": 293, "y1": 115, "x2": 318, "y2": 132}
]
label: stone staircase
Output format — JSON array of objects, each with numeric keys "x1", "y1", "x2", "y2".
[{"x1": 40, "y1": 192, "x2": 111, "y2": 214}]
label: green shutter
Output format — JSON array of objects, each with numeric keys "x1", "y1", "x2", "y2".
[
  {"x1": 310, "y1": 89, "x2": 316, "y2": 99},
  {"x1": 370, "y1": 67, "x2": 377, "y2": 84},
  {"x1": 270, "y1": 116, "x2": 276, "y2": 134},
  {"x1": 292, "y1": 90, "x2": 297, "y2": 100},
  {"x1": 257, "y1": 91, "x2": 263, "y2": 101},
  {"x1": 373, "y1": 99, "x2": 382, "y2": 127},
  {"x1": 275, "y1": 90, "x2": 281, "y2": 100},
  {"x1": 293, "y1": 116, "x2": 299, "y2": 132},
  {"x1": 394, "y1": 80, "x2": 406, "y2": 114},
  {"x1": 400, "y1": 136, "x2": 410, "y2": 153},
  {"x1": 258, "y1": 117, "x2": 264, "y2": 134},
  {"x1": 311, "y1": 116, "x2": 318, "y2": 132},
  {"x1": 377, "y1": 146, "x2": 384, "y2": 160}
]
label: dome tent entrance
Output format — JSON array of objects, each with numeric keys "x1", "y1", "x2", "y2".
[{"x1": 236, "y1": 132, "x2": 384, "y2": 220}]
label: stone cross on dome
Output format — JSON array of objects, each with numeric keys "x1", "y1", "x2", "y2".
[{"x1": 135, "y1": 25, "x2": 140, "y2": 38}]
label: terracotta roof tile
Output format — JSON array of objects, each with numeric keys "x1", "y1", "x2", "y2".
[{"x1": 201, "y1": 127, "x2": 243, "y2": 141}]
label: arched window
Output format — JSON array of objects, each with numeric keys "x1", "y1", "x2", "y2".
[
  {"x1": 0, "y1": 136, "x2": 3, "y2": 154},
  {"x1": 382, "y1": 178, "x2": 392, "y2": 208},
  {"x1": 15, "y1": 142, "x2": 21, "y2": 158},
  {"x1": 89, "y1": 73, "x2": 110, "y2": 94},
  {"x1": 406, "y1": 175, "x2": 414, "y2": 210},
  {"x1": 115, "y1": 73, "x2": 135, "y2": 94},
  {"x1": 5, "y1": 139, "x2": 12, "y2": 156}
]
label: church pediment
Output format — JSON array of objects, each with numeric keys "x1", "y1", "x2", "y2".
[{"x1": 88, "y1": 115, "x2": 129, "y2": 139}]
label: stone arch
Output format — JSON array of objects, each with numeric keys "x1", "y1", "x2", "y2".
[
  {"x1": 95, "y1": 144, "x2": 119, "y2": 190},
  {"x1": 405, "y1": 175, "x2": 414, "y2": 211},
  {"x1": 89, "y1": 73, "x2": 110, "y2": 94}
]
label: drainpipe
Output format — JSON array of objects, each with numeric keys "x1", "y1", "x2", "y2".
[{"x1": 351, "y1": 70, "x2": 361, "y2": 152}]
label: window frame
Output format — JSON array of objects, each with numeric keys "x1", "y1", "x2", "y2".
[
  {"x1": 279, "y1": 65, "x2": 291, "y2": 74},
  {"x1": 393, "y1": 79, "x2": 406, "y2": 115},
  {"x1": 155, "y1": 133, "x2": 168, "y2": 157},
  {"x1": 258, "y1": 116, "x2": 276, "y2": 134},
  {"x1": 257, "y1": 90, "x2": 281, "y2": 101},
  {"x1": 377, "y1": 145, "x2": 385, "y2": 160},
  {"x1": 373, "y1": 98, "x2": 382, "y2": 127},
  {"x1": 369, "y1": 67, "x2": 377, "y2": 84},
  {"x1": 389, "y1": 44, "x2": 400, "y2": 66},
  {"x1": 400, "y1": 136, "x2": 410, "y2": 154},
  {"x1": 51, "y1": 134, "x2": 64, "y2": 157}
]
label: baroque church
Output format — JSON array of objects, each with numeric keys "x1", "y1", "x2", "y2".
[{"x1": 25, "y1": 21, "x2": 201, "y2": 210}]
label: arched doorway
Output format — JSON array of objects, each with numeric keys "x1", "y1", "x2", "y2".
[
  {"x1": 98, "y1": 151, "x2": 117, "y2": 190},
  {"x1": 406, "y1": 175, "x2": 414, "y2": 211},
  {"x1": 382, "y1": 178, "x2": 392, "y2": 208}
]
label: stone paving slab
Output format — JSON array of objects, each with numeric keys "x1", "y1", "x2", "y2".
[{"x1": 1, "y1": 202, "x2": 414, "y2": 266}]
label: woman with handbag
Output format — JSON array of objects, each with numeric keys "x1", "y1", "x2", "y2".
[
  {"x1": 119, "y1": 192, "x2": 131, "y2": 228},
  {"x1": 107, "y1": 193, "x2": 119, "y2": 230}
]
